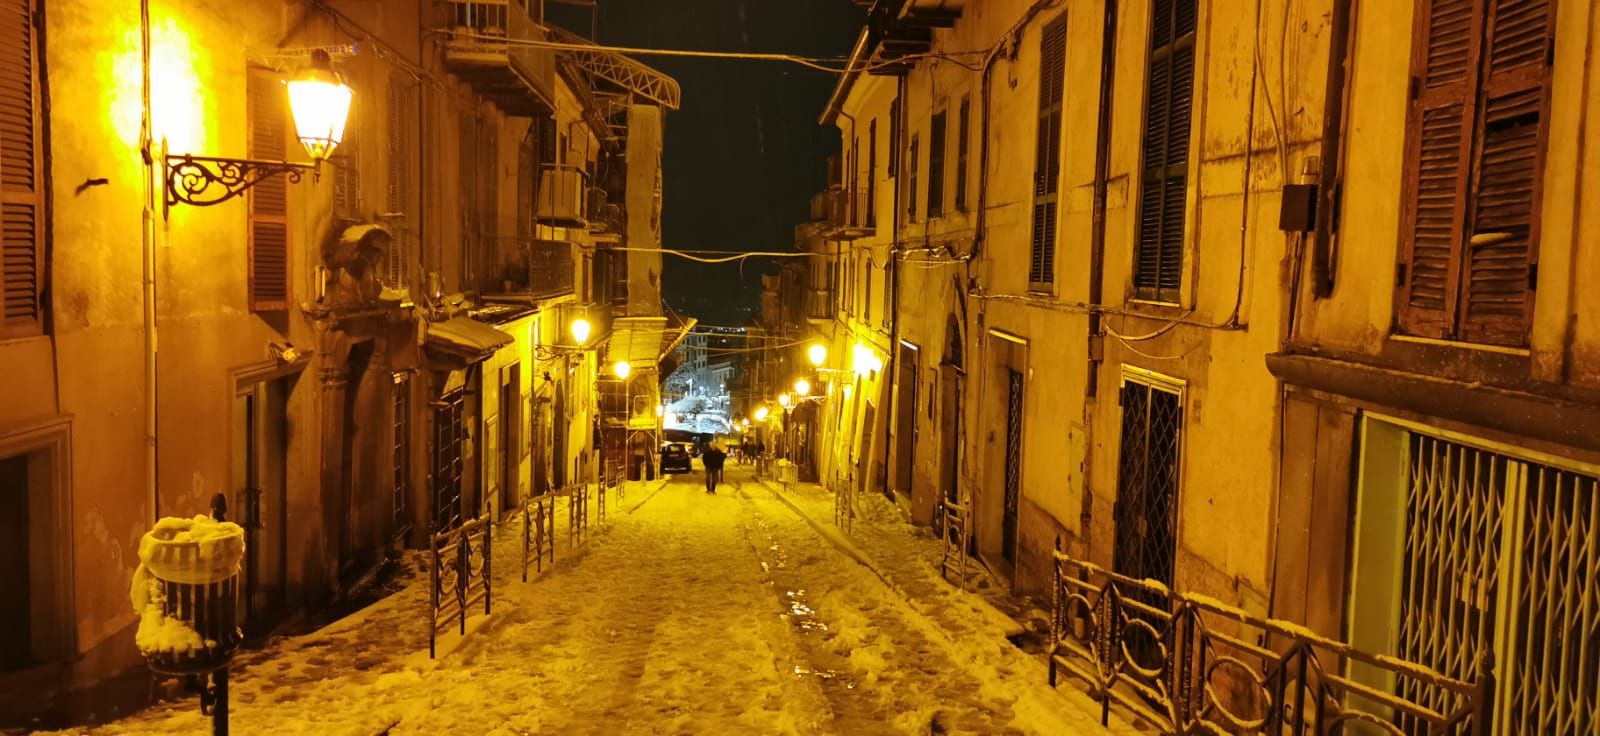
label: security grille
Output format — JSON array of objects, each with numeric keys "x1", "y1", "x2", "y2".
[
  {"x1": 1002, "y1": 369, "x2": 1023, "y2": 564},
  {"x1": 432, "y1": 388, "x2": 466, "y2": 532},
  {"x1": 1112, "y1": 377, "x2": 1182, "y2": 590},
  {"x1": 1397, "y1": 433, "x2": 1599, "y2": 735},
  {"x1": 393, "y1": 374, "x2": 411, "y2": 539}
]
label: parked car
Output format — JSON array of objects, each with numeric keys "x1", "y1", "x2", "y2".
[{"x1": 660, "y1": 443, "x2": 692, "y2": 474}]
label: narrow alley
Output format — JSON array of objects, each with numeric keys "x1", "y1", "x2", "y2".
[{"x1": 82, "y1": 466, "x2": 1124, "y2": 736}]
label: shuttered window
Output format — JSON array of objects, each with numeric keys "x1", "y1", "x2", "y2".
[
  {"x1": 1029, "y1": 15, "x2": 1067, "y2": 291},
  {"x1": 928, "y1": 111, "x2": 947, "y2": 218},
  {"x1": 0, "y1": 0, "x2": 41, "y2": 338},
  {"x1": 247, "y1": 70, "x2": 291, "y2": 312},
  {"x1": 332, "y1": 70, "x2": 360, "y2": 221},
  {"x1": 385, "y1": 73, "x2": 413, "y2": 290},
  {"x1": 1134, "y1": 0, "x2": 1197, "y2": 303},
  {"x1": 956, "y1": 95, "x2": 970, "y2": 212},
  {"x1": 867, "y1": 118, "x2": 877, "y2": 227},
  {"x1": 1397, "y1": 0, "x2": 1553, "y2": 347},
  {"x1": 907, "y1": 134, "x2": 919, "y2": 221},
  {"x1": 888, "y1": 97, "x2": 899, "y2": 178}
]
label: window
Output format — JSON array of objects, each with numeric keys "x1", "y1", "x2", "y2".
[
  {"x1": 248, "y1": 69, "x2": 291, "y2": 311},
  {"x1": 0, "y1": 0, "x2": 42, "y2": 338},
  {"x1": 332, "y1": 69, "x2": 360, "y2": 222},
  {"x1": 1396, "y1": 0, "x2": 1553, "y2": 347},
  {"x1": 392, "y1": 374, "x2": 411, "y2": 540},
  {"x1": 1133, "y1": 0, "x2": 1197, "y2": 303},
  {"x1": 1029, "y1": 16, "x2": 1068, "y2": 290},
  {"x1": 386, "y1": 74, "x2": 413, "y2": 290},
  {"x1": 850, "y1": 134, "x2": 860, "y2": 225},
  {"x1": 888, "y1": 97, "x2": 900, "y2": 177},
  {"x1": 928, "y1": 111, "x2": 947, "y2": 218},
  {"x1": 956, "y1": 96, "x2": 970, "y2": 212},
  {"x1": 867, "y1": 118, "x2": 877, "y2": 227},
  {"x1": 432, "y1": 386, "x2": 466, "y2": 531},
  {"x1": 907, "y1": 134, "x2": 920, "y2": 221},
  {"x1": 1112, "y1": 372, "x2": 1183, "y2": 592}
]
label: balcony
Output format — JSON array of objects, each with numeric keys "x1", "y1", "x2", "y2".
[
  {"x1": 806, "y1": 288, "x2": 834, "y2": 323},
  {"x1": 535, "y1": 164, "x2": 589, "y2": 227},
  {"x1": 442, "y1": 0, "x2": 557, "y2": 116},
  {"x1": 488, "y1": 238, "x2": 574, "y2": 301},
  {"x1": 822, "y1": 187, "x2": 873, "y2": 241},
  {"x1": 586, "y1": 186, "x2": 624, "y2": 235}
]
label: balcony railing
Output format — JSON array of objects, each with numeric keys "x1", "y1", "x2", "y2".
[
  {"x1": 806, "y1": 288, "x2": 834, "y2": 323},
  {"x1": 442, "y1": 0, "x2": 556, "y2": 116},
  {"x1": 586, "y1": 186, "x2": 624, "y2": 234},
  {"x1": 535, "y1": 164, "x2": 588, "y2": 227},
  {"x1": 823, "y1": 186, "x2": 873, "y2": 241},
  {"x1": 1048, "y1": 545, "x2": 1491, "y2": 735},
  {"x1": 488, "y1": 238, "x2": 574, "y2": 300}
]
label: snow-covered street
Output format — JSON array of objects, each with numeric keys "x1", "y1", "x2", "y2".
[{"x1": 75, "y1": 466, "x2": 1122, "y2": 736}]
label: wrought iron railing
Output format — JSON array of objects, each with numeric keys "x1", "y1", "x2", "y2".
[
  {"x1": 562, "y1": 483, "x2": 590, "y2": 548},
  {"x1": 938, "y1": 498, "x2": 970, "y2": 590},
  {"x1": 520, "y1": 494, "x2": 555, "y2": 582},
  {"x1": 1049, "y1": 543, "x2": 1493, "y2": 735},
  {"x1": 429, "y1": 516, "x2": 492, "y2": 658},
  {"x1": 443, "y1": 0, "x2": 555, "y2": 108},
  {"x1": 831, "y1": 472, "x2": 855, "y2": 534}
]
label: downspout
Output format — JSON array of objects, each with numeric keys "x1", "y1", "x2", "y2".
[
  {"x1": 1309, "y1": 0, "x2": 1354, "y2": 301},
  {"x1": 1081, "y1": 0, "x2": 1117, "y2": 539},
  {"x1": 140, "y1": 0, "x2": 159, "y2": 522}
]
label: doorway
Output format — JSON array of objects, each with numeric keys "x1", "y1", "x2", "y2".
[
  {"x1": 979, "y1": 329, "x2": 1027, "y2": 577},
  {"x1": 893, "y1": 341, "x2": 919, "y2": 503},
  {"x1": 1111, "y1": 369, "x2": 1184, "y2": 664},
  {"x1": 232, "y1": 375, "x2": 292, "y2": 637},
  {"x1": 499, "y1": 362, "x2": 521, "y2": 516}
]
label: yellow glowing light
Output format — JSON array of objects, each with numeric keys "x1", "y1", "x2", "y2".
[
  {"x1": 794, "y1": 378, "x2": 811, "y2": 397},
  {"x1": 779, "y1": 393, "x2": 794, "y2": 409},
  {"x1": 807, "y1": 343, "x2": 827, "y2": 367},
  {"x1": 287, "y1": 50, "x2": 353, "y2": 162},
  {"x1": 613, "y1": 361, "x2": 632, "y2": 379},
  {"x1": 570, "y1": 318, "x2": 592, "y2": 345},
  {"x1": 843, "y1": 384, "x2": 853, "y2": 399},
  {"x1": 741, "y1": 418, "x2": 751, "y2": 426},
  {"x1": 655, "y1": 403, "x2": 665, "y2": 417},
  {"x1": 754, "y1": 407, "x2": 770, "y2": 422}
]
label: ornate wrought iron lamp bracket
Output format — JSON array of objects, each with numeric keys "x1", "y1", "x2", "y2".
[{"x1": 164, "y1": 153, "x2": 318, "y2": 212}]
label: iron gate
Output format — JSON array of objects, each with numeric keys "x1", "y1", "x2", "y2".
[
  {"x1": 1002, "y1": 369, "x2": 1023, "y2": 564},
  {"x1": 393, "y1": 374, "x2": 411, "y2": 540},
  {"x1": 1112, "y1": 376, "x2": 1182, "y2": 672}
]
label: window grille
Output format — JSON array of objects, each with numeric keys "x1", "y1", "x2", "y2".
[
  {"x1": 1002, "y1": 369, "x2": 1024, "y2": 564},
  {"x1": 432, "y1": 387, "x2": 466, "y2": 532},
  {"x1": 393, "y1": 374, "x2": 411, "y2": 539}
]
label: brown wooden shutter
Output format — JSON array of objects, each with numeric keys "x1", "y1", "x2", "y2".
[
  {"x1": 1029, "y1": 15, "x2": 1067, "y2": 289},
  {"x1": 248, "y1": 70, "x2": 290, "y2": 312},
  {"x1": 333, "y1": 70, "x2": 360, "y2": 221},
  {"x1": 0, "y1": 0, "x2": 41, "y2": 338},
  {"x1": 1134, "y1": 0, "x2": 1196, "y2": 303},
  {"x1": 1397, "y1": 0, "x2": 1480, "y2": 338},
  {"x1": 386, "y1": 73, "x2": 412, "y2": 289},
  {"x1": 928, "y1": 111, "x2": 946, "y2": 218},
  {"x1": 1458, "y1": 0, "x2": 1551, "y2": 346}
]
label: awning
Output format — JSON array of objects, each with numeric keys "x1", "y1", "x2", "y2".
[{"x1": 424, "y1": 316, "x2": 514, "y2": 366}]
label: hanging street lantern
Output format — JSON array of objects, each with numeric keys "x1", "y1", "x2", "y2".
[
  {"x1": 165, "y1": 49, "x2": 353, "y2": 211},
  {"x1": 570, "y1": 317, "x2": 592, "y2": 345},
  {"x1": 613, "y1": 360, "x2": 632, "y2": 380},
  {"x1": 808, "y1": 343, "x2": 827, "y2": 367}
]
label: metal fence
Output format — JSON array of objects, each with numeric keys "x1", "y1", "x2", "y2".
[
  {"x1": 1049, "y1": 543, "x2": 1492, "y2": 735},
  {"x1": 521, "y1": 494, "x2": 555, "y2": 582},
  {"x1": 938, "y1": 498, "x2": 970, "y2": 591},
  {"x1": 831, "y1": 473, "x2": 855, "y2": 534},
  {"x1": 563, "y1": 483, "x2": 590, "y2": 548},
  {"x1": 429, "y1": 516, "x2": 491, "y2": 658}
]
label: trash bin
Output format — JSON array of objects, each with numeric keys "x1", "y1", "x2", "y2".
[{"x1": 131, "y1": 514, "x2": 246, "y2": 675}]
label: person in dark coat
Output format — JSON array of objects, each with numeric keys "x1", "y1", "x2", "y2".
[{"x1": 702, "y1": 442, "x2": 727, "y2": 494}]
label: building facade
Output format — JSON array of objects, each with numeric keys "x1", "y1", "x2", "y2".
[
  {"x1": 0, "y1": 0, "x2": 676, "y2": 725},
  {"x1": 796, "y1": 0, "x2": 1597, "y2": 729}
]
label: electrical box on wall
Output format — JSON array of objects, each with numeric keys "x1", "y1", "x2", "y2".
[{"x1": 1280, "y1": 184, "x2": 1318, "y2": 232}]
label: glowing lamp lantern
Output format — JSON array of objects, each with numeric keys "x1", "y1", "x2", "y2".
[
  {"x1": 741, "y1": 418, "x2": 751, "y2": 427},
  {"x1": 807, "y1": 343, "x2": 827, "y2": 367},
  {"x1": 754, "y1": 407, "x2": 770, "y2": 422},
  {"x1": 612, "y1": 360, "x2": 632, "y2": 380},
  {"x1": 655, "y1": 404, "x2": 665, "y2": 417},
  {"x1": 779, "y1": 393, "x2": 794, "y2": 410},
  {"x1": 570, "y1": 318, "x2": 592, "y2": 345},
  {"x1": 286, "y1": 50, "x2": 353, "y2": 163},
  {"x1": 794, "y1": 378, "x2": 811, "y2": 397}
]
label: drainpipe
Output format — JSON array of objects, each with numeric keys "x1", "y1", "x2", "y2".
[
  {"x1": 1081, "y1": 0, "x2": 1117, "y2": 539},
  {"x1": 140, "y1": 0, "x2": 159, "y2": 522},
  {"x1": 1309, "y1": 0, "x2": 1354, "y2": 301}
]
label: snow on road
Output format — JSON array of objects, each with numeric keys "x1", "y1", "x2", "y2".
[{"x1": 75, "y1": 467, "x2": 1115, "y2": 735}]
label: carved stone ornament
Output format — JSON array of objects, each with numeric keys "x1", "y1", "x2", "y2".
[{"x1": 322, "y1": 223, "x2": 392, "y2": 309}]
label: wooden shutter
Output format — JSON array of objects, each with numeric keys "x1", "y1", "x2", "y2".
[
  {"x1": 908, "y1": 134, "x2": 919, "y2": 220},
  {"x1": 386, "y1": 73, "x2": 412, "y2": 289},
  {"x1": 1134, "y1": 0, "x2": 1197, "y2": 303},
  {"x1": 867, "y1": 118, "x2": 877, "y2": 227},
  {"x1": 1397, "y1": 0, "x2": 1480, "y2": 337},
  {"x1": 0, "y1": 0, "x2": 41, "y2": 338},
  {"x1": 333, "y1": 70, "x2": 359, "y2": 221},
  {"x1": 247, "y1": 70, "x2": 290, "y2": 311},
  {"x1": 1397, "y1": 0, "x2": 1551, "y2": 346},
  {"x1": 928, "y1": 111, "x2": 946, "y2": 218},
  {"x1": 956, "y1": 96, "x2": 970, "y2": 211},
  {"x1": 459, "y1": 111, "x2": 477, "y2": 287},
  {"x1": 1459, "y1": 0, "x2": 1551, "y2": 345},
  {"x1": 1030, "y1": 15, "x2": 1068, "y2": 289}
]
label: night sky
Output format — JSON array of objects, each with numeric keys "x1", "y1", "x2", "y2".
[{"x1": 548, "y1": 1, "x2": 866, "y2": 326}]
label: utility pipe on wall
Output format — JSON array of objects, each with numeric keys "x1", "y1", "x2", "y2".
[
  {"x1": 1081, "y1": 0, "x2": 1118, "y2": 543},
  {"x1": 140, "y1": 0, "x2": 159, "y2": 523}
]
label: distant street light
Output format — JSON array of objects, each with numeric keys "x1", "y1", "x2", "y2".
[
  {"x1": 754, "y1": 406, "x2": 770, "y2": 421},
  {"x1": 808, "y1": 343, "x2": 827, "y2": 367},
  {"x1": 779, "y1": 393, "x2": 794, "y2": 409},
  {"x1": 794, "y1": 378, "x2": 811, "y2": 397},
  {"x1": 570, "y1": 317, "x2": 592, "y2": 345},
  {"x1": 613, "y1": 361, "x2": 632, "y2": 379}
]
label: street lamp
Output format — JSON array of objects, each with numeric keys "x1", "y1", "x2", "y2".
[
  {"x1": 754, "y1": 406, "x2": 770, "y2": 422},
  {"x1": 613, "y1": 360, "x2": 632, "y2": 380},
  {"x1": 165, "y1": 50, "x2": 353, "y2": 210},
  {"x1": 779, "y1": 393, "x2": 794, "y2": 410},
  {"x1": 794, "y1": 378, "x2": 811, "y2": 397},
  {"x1": 570, "y1": 317, "x2": 592, "y2": 345},
  {"x1": 808, "y1": 343, "x2": 827, "y2": 367}
]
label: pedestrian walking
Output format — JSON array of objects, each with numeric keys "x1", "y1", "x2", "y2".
[{"x1": 703, "y1": 442, "x2": 727, "y2": 494}]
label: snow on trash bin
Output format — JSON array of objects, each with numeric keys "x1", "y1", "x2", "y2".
[{"x1": 129, "y1": 515, "x2": 245, "y2": 674}]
